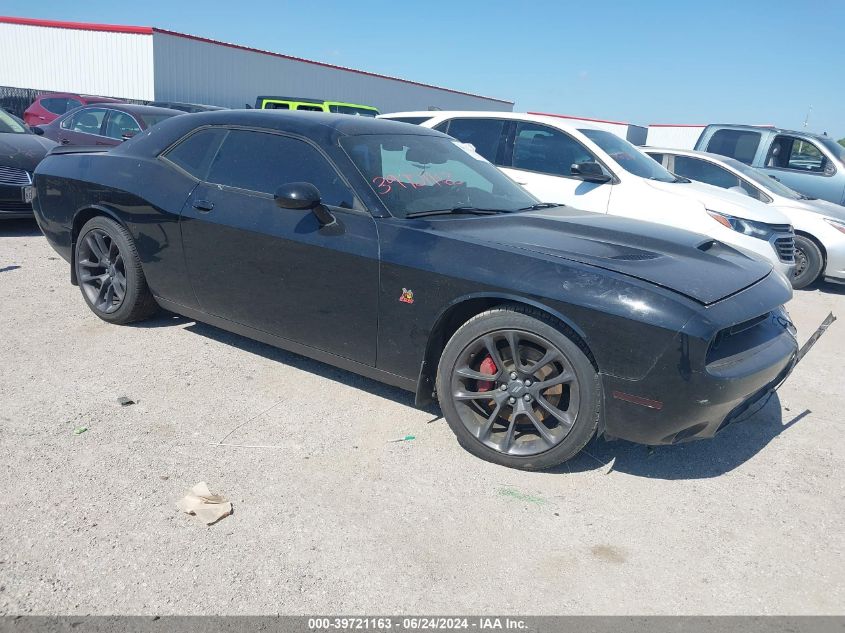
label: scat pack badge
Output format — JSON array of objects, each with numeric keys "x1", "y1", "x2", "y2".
[{"x1": 399, "y1": 288, "x2": 415, "y2": 304}]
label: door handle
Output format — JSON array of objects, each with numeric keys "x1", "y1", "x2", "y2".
[
  {"x1": 192, "y1": 199, "x2": 214, "y2": 212},
  {"x1": 60, "y1": 139, "x2": 70, "y2": 145}
]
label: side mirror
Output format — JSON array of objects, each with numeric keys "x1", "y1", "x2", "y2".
[
  {"x1": 274, "y1": 182, "x2": 336, "y2": 226},
  {"x1": 571, "y1": 161, "x2": 611, "y2": 183},
  {"x1": 30, "y1": 126, "x2": 44, "y2": 136}
]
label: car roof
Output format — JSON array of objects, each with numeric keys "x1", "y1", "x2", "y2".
[
  {"x1": 704, "y1": 123, "x2": 832, "y2": 142},
  {"x1": 90, "y1": 103, "x2": 183, "y2": 117},
  {"x1": 644, "y1": 146, "x2": 756, "y2": 168},
  {"x1": 121, "y1": 109, "x2": 448, "y2": 156},
  {"x1": 36, "y1": 92, "x2": 121, "y2": 103},
  {"x1": 380, "y1": 110, "x2": 604, "y2": 131}
]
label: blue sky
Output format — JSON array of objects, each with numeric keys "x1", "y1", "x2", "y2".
[{"x1": 3, "y1": 0, "x2": 843, "y2": 138}]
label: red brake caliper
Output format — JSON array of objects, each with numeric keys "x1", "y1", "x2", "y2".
[{"x1": 476, "y1": 355, "x2": 498, "y2": 392}]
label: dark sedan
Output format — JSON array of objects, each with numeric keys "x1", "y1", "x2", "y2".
[
  {"x1": 33, "y1": 103, "x2": 181, "y2": 147},
  {"x1": 32, "y1": 111, "x2": 799, "y2": 469},
  {"x1": 0, "y1": 107, "x2": 56, "y2": 219}
]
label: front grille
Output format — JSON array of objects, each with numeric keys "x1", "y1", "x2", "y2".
[
  {"x1": 774, "y1": 236, "x2": 795, "y2": 263},
  {"x1": 0, "y1": 200, "x2": 33, "y2": 213},
  {"x1": 0, "y1": 165, "x2": 32, "y2": 186}
]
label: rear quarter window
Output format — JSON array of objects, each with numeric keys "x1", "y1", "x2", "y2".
[
  {"x1": 706, "y1": 129, "x2": 761, "y2": 164},
  {"x1": 163, "y1": 128, "x2": 228, "y2": 180}
]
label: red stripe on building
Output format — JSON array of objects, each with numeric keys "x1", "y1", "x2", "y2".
[{"x1": 0, "y1": 15, "x2": 152, "y2": 35}]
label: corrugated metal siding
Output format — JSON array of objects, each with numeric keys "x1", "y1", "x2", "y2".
[
  {"x1": 646, "y1": 126, "x2": 706, "y2": 149},
  {"x1": 152, "y1": 31, "x2": 511, "y2": 113},
  {"x1": 0, "y1": 23, "x2": 154, "y2": 100}
]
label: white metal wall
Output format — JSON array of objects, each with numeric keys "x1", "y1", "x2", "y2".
[
  {"x1": 646, "y1": 126, "x2": 705, "y2": 149},
  {"x1": 0, "y1": 23, "x2": 154, "y2": 100},
  {"x1": 152, "y1": 31, "x2": 512, "y2": 113}
]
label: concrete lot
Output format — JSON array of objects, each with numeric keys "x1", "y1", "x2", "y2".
[{"x1": 1, "y1": 218, "x2": 843, "y2": 615}]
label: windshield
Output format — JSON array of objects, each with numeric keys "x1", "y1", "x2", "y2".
[
  {"x1": 0, "y1": 109, "x2": 27, "y2": 134},
  {"x1": 819, "y1": 137, "x2": 845, "y2": 163},
  {"x1": 721, "y1": 155, "x2": 804, "y2": 199},
  {"x1": 341, "y1": 134, "x2": 537, "y2": 218},
  {"x1": 139, "y1": 112, "x2": 178, "y2": 128},
  {"x1": 329, "y1": 105, "x2": 379, "y2": 117},
  {"x1": 580, "y1": 129, "x2": 676, "y2": 182}
]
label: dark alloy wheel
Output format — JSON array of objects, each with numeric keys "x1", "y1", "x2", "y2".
[
  {"x1": 791, "y1": 235, "x2": 824, "y2": 290},
  {"x1": 437, "y1": 306, "x2": 599, "y2": 470},
  {"x1": 74, "y1": 216, "x2": 158, "y2": 324},
  {"x1": 78, "y1": 228, "x2": 127, "y2": 314}
]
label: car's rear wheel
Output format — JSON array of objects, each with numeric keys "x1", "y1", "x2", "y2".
[
  {"x1": 436, "y1": 306, "x2": 600, "y2": 470},
  {"x1": 75, "y1": 216, "x2": 158, "y2": 324},
  {"x1": 791, "y1": 235, "x2": 824, "y2": 289}
]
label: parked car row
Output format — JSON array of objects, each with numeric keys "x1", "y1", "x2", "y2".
[
  {"x1": 380, "y1": 111, "x2": 798, "y2": 282},
  {"x1": 30, "y1": 111, "x2": 801, "y2": 470}
]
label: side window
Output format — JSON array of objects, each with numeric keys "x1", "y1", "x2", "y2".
[
  {"x1": 646, "y1": 152, "x2": 665, "y2": 165},
  {"x1": 206, "y1": 130, "x2": 355, "y2": 208},
  {"x1": 673, "y1": 156, "x2": 741, "y2": 189},
  {"x1": 104, "y1": 111, "x2": 141, "y2": 140},
  {"x1": 41, "y1": 98, "x2": 78, "y2": 115},
  {"x1": 67, "y1": 108, "x2": 107, "y2": 135},
  {"x1": 295, "y1": 104, "x2": 324, "y2": 112},
  {"x1": 511, "y1": 122, "x2": 600, "y2": 177},
  {"x1": 264, "y1": 102, "x2": 289, "y2": 110},
  {"x1": 706, "y1": 129, "x2": 761, "y2": 164},
  {"x1": 440, "y1": 118, "x2": 506, "y2": 164},
  {"x1": 767, "y1": 135, "x2": 830, "y2": 173},
  {"x1": 164, "y1": 128, "x2": 228, "y2": 179}
]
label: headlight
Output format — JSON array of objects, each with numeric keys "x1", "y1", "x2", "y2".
[
  {"x1": 706, "y1": 210, "x2": 778, "y2": 240},
  {"x1": 824, "y1": 217, "x2": 845, "y2": 234}
]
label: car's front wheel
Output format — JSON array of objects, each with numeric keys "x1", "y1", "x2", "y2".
[
  {"x1": 436, "y1": 306, "x2": 600, "y2": 470},
  {"x1": 74, "y1": 216, "x2": 158, "y2": 324},
  {"x1": 791, "y1": 235, "x2": 824, "y2": 290}
]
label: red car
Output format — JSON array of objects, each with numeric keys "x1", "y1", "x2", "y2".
[
  {"x1": 23, "y1": 92, "x2": 123, "y2": 126},
  {"x1": 33, "y1": 103, "x2": 182, "y2": 147}
]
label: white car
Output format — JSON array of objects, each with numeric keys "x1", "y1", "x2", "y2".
[
  {"x1": 379, "y1": 111, "x2": 796, "y2": 280},
  {"x1": 644, "y1": 147, "x2": 845, "y2": 288}
]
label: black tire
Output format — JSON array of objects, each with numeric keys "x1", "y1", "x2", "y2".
[
  {"x1": 791, "y1": 235, "x2": 824, "y2": 290},
  {"x1": 74, "y1": 216, "x2": 158, "y2": 324},
  {"x1": 436, "y1": 305, "x2": 600, "y2": 470}
]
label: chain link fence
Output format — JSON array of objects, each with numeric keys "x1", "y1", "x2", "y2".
[{"x1": 0, "y1": 86, "x2": 40, "y2": 118}]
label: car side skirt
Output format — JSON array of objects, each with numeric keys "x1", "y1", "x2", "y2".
[{"x1": 155, "y1": 297, "x2": 418, "y2": 393}]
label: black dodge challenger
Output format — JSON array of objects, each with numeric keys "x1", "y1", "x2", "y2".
[{"x1": 32, "y1": 111, "x2": 799, "y2": 469}]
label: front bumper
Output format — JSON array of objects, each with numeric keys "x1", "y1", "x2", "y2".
[
  {"x1": 600, "y1": 280, "x2": 798, "y2": 445},
  {"x1": 0, "y1": 183, "x2": 34, "y2": 219}
]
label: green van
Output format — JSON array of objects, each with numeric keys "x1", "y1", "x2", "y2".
[{"x1": 254, "y1": 96, "x2": 379, "y2": 117}]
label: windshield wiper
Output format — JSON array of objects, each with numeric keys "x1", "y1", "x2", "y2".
[
  {"x1": 517, "y1": 202, "x2": 563, "y2": 211},
  {"x1": 405, "y1": 206, "x2": 510, "y2": 219}
]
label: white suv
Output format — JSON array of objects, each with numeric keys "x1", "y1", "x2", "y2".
[{"x1": 380, "y1": 111, "x2": 796, "y2": 280}]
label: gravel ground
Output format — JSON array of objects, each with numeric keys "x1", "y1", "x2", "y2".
[{"x1": 1, "y1": 218, "x2": 843, "y2": 615}]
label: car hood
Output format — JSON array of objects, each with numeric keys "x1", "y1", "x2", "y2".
[
  {"x1": 425, "y1": 208, "x2": 773, "y2": 305},
  {"x1": 0, "y1": 133, "x2": 57, "y2": 173},
  {"x1": 644, "y1": 178, "x2": 791, "y2": 223},
  {"x1": 779, "y1": 198, "x2": 845, "y2": 223}
]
